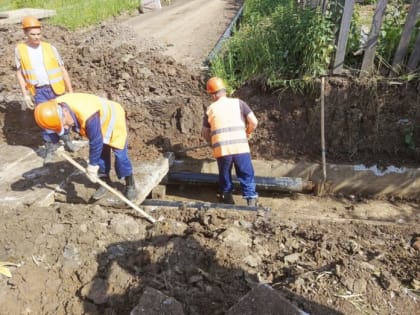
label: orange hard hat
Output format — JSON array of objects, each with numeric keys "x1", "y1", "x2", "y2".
[
  {"x1": 206, "y1": 77, "x2": 226, "y2": 94},
  {"x1": 34, "y1": 100, "x2": 63, "y2": 134},
  {"x1": 22, "y1": 16, "x2": 41, "y2": 29}
]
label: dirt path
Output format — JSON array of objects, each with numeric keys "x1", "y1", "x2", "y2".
[{"x1": 122, "y1": 0, "x2": 243, "y2": 67}]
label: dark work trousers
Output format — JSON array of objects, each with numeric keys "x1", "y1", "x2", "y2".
[
  {"x1": 98, "y1": 143, "x2": 133, "y2": 180},
  {"x1": 216, "y1": 152, "x2": 258, "y2": 199}
]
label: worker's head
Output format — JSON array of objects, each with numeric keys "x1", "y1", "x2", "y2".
[
  {"x1": 34, "y1": 100, "x2": 66, "y2": 136},
  {"x1": 206, "y1": 77, "x2": 226, "y2": 97},
  {"x1": 22, "y1": 16, "x2": 41, "y2": 29},
  {"x1": 22, "y1": 16, "x2": 42, "y2": 46}
]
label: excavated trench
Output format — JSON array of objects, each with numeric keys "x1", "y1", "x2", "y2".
[{"x1": 0, "y1": 5, "x2": 419, "y2": 315}]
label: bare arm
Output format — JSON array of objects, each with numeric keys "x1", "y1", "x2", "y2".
[
  {"x1": 201, "y1": 126, "x2": 211, "y2": 143},
  {"x1": 246, "y1": 112, "x2": 258, "y2": 136},
  {"x1": 16, "y1": 70, "x2": 28, "y2": 96},
  {"x1": 61, "y1": 66, "x2": 73, "y2": 93}
]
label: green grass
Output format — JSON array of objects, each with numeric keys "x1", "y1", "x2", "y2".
[
  {"x1": 211, "y1": 0, "x2": 335, "y2": 91},
  {"x1": 2, "y1": 0, "x2": 139, "y2": 30}
]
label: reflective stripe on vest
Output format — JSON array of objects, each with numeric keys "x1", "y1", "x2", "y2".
[
  {"x1": 56, "y1": 93, "x2": 127, "y2": 149},
  {"x1": 99, "y1": 97, "x2": 116, "y2": 145},
  {"x1": 207, "y1": 97, "x2": 250, "y2": 158},
  {"x1": 17, "y1": 42, "x2": 65, "y2": 96}
]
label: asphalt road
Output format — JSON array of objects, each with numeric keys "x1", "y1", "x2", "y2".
[{"x1": 123, "y1": 0, "x2": 243, "y2": 68}]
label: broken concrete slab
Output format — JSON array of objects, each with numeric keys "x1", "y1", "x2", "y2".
[
  {"x1": 0, "y1": 144, "x2": 66, "y2": 207},
  {"x1": 139, "y1": 0, "x2": 162, "y2": 14},
  {"x1": 55, "y1": 152, "x2": 174, "y2": 219},
  {"x1": 0, "y1": 142, "x2": 88, "y2": 207},
  {"x1": 130, "y1": 287, "x2": 185, "y2": 315},
  {"x1": 0, "y1": 8, "x2": 56, "y2": 25},
  {"x1": 226, "y1": 283, "x2": 303, "y2": 315}
]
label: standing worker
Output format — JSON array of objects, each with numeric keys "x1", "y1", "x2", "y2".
[
  {"x1": 201, "y1": 77, "x2": 259, "y2": 206},
  {"x1": 33, "y1": 93, "x2": 138, "y2": 201},
  {"x1": 15, "y1": 16, "x2": 75, "y2": 160}
]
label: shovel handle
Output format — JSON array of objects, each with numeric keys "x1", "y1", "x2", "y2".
[{"x1": 60, "y1": 152, "x2": 156, "y2": 224}]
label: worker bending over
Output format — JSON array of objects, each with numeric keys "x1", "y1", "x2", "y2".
[
  {"x1": 201, "y1": 77, "x2": 259, "y2": 206},
  {"x1": 34, "y1": 93, "x2": 138, "y2": 201}
]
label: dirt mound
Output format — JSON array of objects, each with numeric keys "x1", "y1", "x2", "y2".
[
  {"x1": 1, "y1": 20, "x2": 419, "y2": 166},
  {"x1": 1, "y1": 22, "x2": 208, "y2": 161},
  {"x1": 0, "y1": 9, "x2": 419, "y2": 315},
  {"x1": 0, "y1": 203, "x2": 418, "y2": 315}
]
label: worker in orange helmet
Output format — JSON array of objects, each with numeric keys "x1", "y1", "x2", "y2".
[
  {"x1": 201, "y1": 77, "x2": 259, "y2": 206},
  {"x1": 15, "y1": 16, "x2": 75, "y2": 161},
  {"x1": 34, "y1": 93, "x2": 138, "y2": 201}
]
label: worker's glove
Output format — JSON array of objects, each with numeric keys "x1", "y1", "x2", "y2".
[
  {"x1": 24, "y1": 95, "x2": 35, "y2": 110},
  {"x1": 86, "y1": 164, "x2": 99, "y2": 183}
]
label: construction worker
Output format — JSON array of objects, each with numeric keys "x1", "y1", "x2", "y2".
[
  {"x1": 201, "y1": 77, "x2": 259, "y2": 206},
  {"x1": 15, "y1": 16, "x2": 75, "y2": 161},
  {"x1": 33, "y1": 93, "x2": 138, "y2": 201}
]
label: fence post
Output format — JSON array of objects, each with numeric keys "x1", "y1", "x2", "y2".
[
  {"x1": 390, "y1": 0, "x2": 420, "y2": 76},
  {"x1": 333, "y1": 0, "x2": 355, "y2": 74},
  {"x1": 360, "y1": 0, "x2": 388, "y2": 76},
  {"x1": 407, "y1": 32, "x2": 420, "y2": 71}
]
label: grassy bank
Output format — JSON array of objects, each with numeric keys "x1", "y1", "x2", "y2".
[
  {"x1": 0, "y1": 0, "x2": 138, "y2": 30},
  {"x1": 211, "y1": 0, "x2": 414, "y2": 91}
]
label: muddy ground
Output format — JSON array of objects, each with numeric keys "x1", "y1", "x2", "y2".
[{"x1": 0, "y1": 1, "x2": 419, "y2": 314}]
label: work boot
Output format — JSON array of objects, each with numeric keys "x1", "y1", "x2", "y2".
[
  {"x1": 247, "y1": 198, "x2": 258, "y2": 207},
  {"x1": 60, "y1": 133, "x2": 76, "y2": 152},
  {"x1": 220, "y1": 192, "x2": 235, "y2": 204},
  {"x1": 91, "y1": 176, "x2": 111, "y2": 201},
  {"x1": 43, "y1": 141, "x2": 57, "y2": 165},
  {"x1": 124, "y1": 174, "x2": 138, "y2": 201}
]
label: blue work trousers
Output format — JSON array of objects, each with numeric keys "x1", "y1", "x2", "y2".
[
  {"x1": 98, "y1": 144, "x2": 133, "y2": 179},
  {"x1": 34, "y1": 85, "x2": 67, "y2": 143},
  {"x1": 216, "y1": 152, "x2": 258, "y2": 199}
]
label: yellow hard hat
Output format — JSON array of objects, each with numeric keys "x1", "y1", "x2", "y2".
[
  {"x1": 22, "y1": 16, "x2": 41, "y2": 29},
  {"x1": 206, "y1": 77, "x2": 226, "y2": 94},
  {"x1": 34, "y1": 100, "x2": 64, "y2": 134}
]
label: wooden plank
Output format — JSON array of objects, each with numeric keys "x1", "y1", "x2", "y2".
[
  {"x1": 332, "y1": 0, "x2": 355, "y2": 74},
  {"x1": 0, "y1": 8, "x2": 56, "y2": 25},
  {"x1": 321, "y1": 0, "x2": 328, "y2": 15},
  {"x1": 390, "y1": 0, "x2": 420, "y2": 75},
  {"x1": 407, "y1": 31, "x2": 420, "y2": 71},
  {"x1": 360, "y1": 0, "x2": 388, "y2": 76}
]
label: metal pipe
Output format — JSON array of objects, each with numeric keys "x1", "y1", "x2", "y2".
[
  {"x1": 164, "y1": 172, "x2": 314, "y2": 192},
  {"x1": 141, "y1": 199, "x2": 268, "y2": 212}
]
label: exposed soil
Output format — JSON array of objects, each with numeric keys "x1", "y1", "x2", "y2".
[{"x1": 0, "y1": 1, "x2": 419, "y2": 314}]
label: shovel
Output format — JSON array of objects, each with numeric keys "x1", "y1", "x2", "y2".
[{"x1": 60, "y1": 152, "x2": 157, "y2": 224}]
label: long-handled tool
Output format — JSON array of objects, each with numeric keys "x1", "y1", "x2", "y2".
[{"x1": 60, "y1": 152, "x2": 157, "y2": 224}]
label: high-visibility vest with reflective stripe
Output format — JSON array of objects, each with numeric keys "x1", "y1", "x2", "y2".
[
  {"x1": 207, "y1": 97, "x2": 250, "y2": 158},
  {"x1": 17, "y1": 42, "x2": 66, "y2": 96},
  {"x1": 56, "y1": 93, "x2": 127, "y2": 149}
]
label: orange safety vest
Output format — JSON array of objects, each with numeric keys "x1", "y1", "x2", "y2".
[
  {"x1": 206, "y1": 96, "x2": 250, "y2": 158},
  {"x1": 17, "y1": 42, "x2": 66, "y2": 96},
  {"x1": 56, "y1": 93, "x2": 127, "y2": 149}
]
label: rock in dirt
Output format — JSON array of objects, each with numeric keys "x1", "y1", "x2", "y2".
[
  {"x1": 130, "y1": 286, "x2": 185, "y2": 315},
  {"x1": 226, "y1": 284, "x2": 302, "y2": 315}
]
